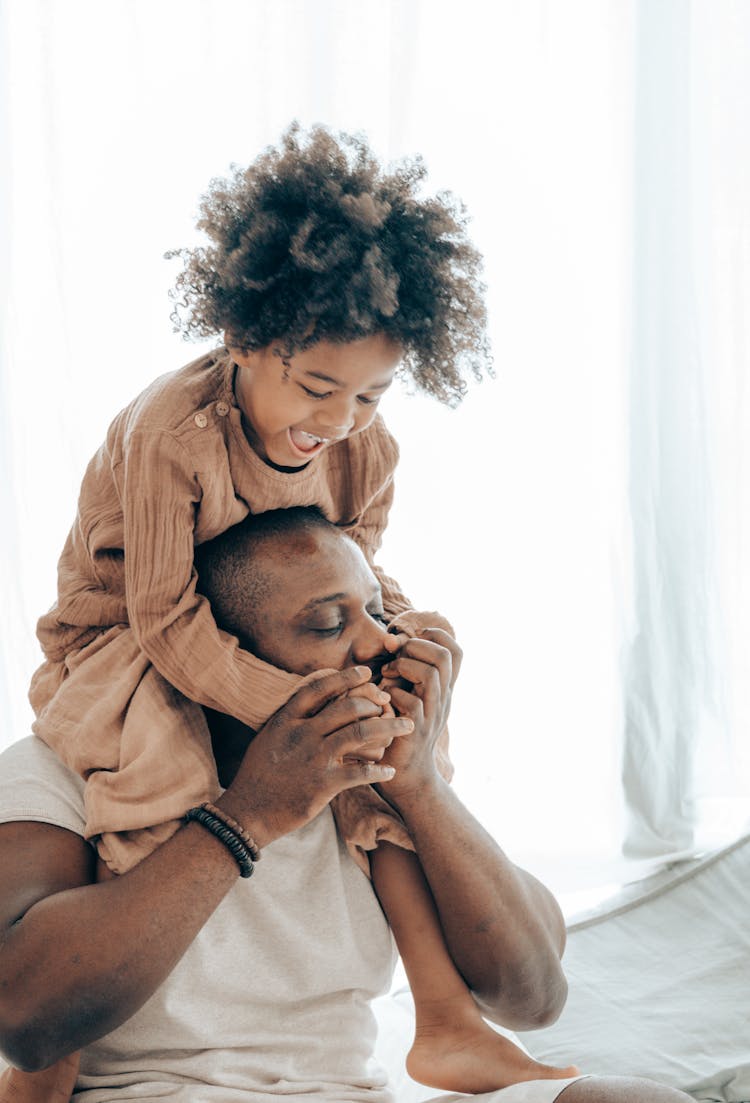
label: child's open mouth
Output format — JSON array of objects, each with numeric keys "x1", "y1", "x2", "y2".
[{"x1": 288, "y1": 428, "x2": 331, "y2": 457}]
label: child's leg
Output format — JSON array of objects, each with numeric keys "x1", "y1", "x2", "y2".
[{"x1": 369, "y1": 842, "x2": 579, "y2": 1094}]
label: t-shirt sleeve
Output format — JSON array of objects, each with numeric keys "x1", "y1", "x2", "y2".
[
  {"x1": 346, "y1": 467, "x2": 414, "y2": 621},
  {"x1": 0, "y1": 736, "x2": 89, "y2": 840},
  {"x1": 118, "y1": 428, "x2": 301, "y2": 729}
]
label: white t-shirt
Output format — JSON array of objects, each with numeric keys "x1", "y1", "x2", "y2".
[
  {"x1": 0, "y1": 737, "x2": 398, "y2": 1102},
  {"x1": 0, "y1": 738, "x2": 586, "y2": 1103}
]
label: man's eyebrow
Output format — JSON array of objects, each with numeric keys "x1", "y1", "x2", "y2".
[
  {"x1": 298, "y1": 593, "x2": 348, "y2": 614},
  {"x1": 303, "y1": 370, "x2": 392, "y2": 392},
  {"x1": 297, "y1": 585, "x2": 382, "y2": 615}
]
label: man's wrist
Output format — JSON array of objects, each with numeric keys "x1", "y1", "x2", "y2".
[
  {"x1": 376, "y1": 770, "x2": 447, "y2": 821},
  {"x1": 213, "y1": 791, "x2": 276, "y2": 851}
]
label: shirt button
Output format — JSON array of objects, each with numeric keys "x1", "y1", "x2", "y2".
[
  {"x1": 194, "y1": 412, "x2": 208, "y2": 428},
  {"x1": 215, "y1": 401, "x2": 230, "y2": 416}
]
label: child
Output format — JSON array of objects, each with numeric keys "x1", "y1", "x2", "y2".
[{"x1": 7, "y1": 124, "x2": 576, "y2": 1101}]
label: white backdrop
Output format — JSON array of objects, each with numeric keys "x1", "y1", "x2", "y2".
[{"x1": 2, "y1": 0, "x2": 748, "y2": 902}]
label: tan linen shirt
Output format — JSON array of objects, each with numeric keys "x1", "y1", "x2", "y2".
[
  {"x1": 32, "y1": 348, "x2": 410, "y2": 727},
  {"x1": 29, "y1": 349, "x2": 449, "y2": 872}
]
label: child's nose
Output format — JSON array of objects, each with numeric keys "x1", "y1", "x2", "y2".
[{"x1": 316, "y1": 396, "x2": 356, "y2": 437}]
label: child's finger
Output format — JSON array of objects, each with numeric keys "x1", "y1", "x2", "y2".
[
  {"x1": 348, "y1": 682, "x2": 392, "y2": 709},
  {"x1": 381, "y1": 638, "x2": 453, "y2": 697}
]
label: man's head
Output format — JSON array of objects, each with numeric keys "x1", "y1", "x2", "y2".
[{"x1": 194, "y1": 507, "x2": 391, "y2": 678}]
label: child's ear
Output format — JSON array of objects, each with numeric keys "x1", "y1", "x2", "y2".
[{"x1": 225, "y1": 335, "x2": 250, "y2": 366}]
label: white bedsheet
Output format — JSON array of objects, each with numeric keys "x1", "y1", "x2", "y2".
[{"x1": 515, "y1": 833, "x2": 750, "y2": 1102}]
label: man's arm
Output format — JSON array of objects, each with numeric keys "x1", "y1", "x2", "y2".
[
  {"x1": 0, "y1": 818, "x2": 245, "y2": 1070},
  {"x1": 391, "y1": 776, "x2": 567, "y2": 1029},
  {"x1": 377, "y1": 632, "x2": 568, "y2": 1030},
  {"x1": 0, "y1": 669, "x2": 409, "y2": 1070}
]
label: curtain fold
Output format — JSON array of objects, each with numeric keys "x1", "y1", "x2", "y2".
[
  {"x1": 622, "y1": 0, "x2": 750, "y2": 858},
  {"x1": 623, "y1": 0, "x2": 710, "y2": 857}
]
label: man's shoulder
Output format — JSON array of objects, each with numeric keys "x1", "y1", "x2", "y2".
[{"x1": 0, "y1": 737, "x2": 87, "y2": 839}]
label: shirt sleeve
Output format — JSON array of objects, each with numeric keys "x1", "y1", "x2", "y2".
[
  {"x1": 0, "y1": 737, "x2": 88, "y2": 839},
  {"x1": 118, "y1": 428, "x2": 301, "y2": 729},
  {"x1": 346, "y1": 473, "x2": 414, "y2": 620},
  {"x1": 345, "y1": 444, "x2": 455, "y2": 783}
]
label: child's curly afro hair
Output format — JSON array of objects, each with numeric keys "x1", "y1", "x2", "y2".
[{"x1": 168, "y1": 122, "x2": 491, "y2": 406}]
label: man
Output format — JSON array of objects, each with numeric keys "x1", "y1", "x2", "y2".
[{"x1": 0, "y1": 509, "x2": 692, "y2": 1102}]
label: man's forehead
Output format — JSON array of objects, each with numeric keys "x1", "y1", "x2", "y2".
[{"x1": 255, "y1": 532, "x2": 379, "y2": 606}]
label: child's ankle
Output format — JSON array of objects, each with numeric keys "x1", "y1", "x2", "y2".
[{"x1": 413, "y1": 992, "x2": 484, "y2": 1034}]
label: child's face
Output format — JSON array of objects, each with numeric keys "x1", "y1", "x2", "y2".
[
  {"x1": 229, "y1": 334, "x2": 401, "y2": 469},
  {"x1": 248, "y1": 528, "x2": 393, "y2": 679}
]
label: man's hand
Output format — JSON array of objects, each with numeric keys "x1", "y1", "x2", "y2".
[
  {"x1": 219, "y1": 667, "x2": 414, "y2": 846},
  {"x1": 376, "y1": 628, "x2": 462, "y2": 801}
]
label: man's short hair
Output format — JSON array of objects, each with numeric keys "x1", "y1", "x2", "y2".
[{"x1": 194, "y1": 506, "x2": 337, "y2": 648}]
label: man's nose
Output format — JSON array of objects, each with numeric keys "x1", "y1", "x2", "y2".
[{"x1": 352, "y1": 620, "x2": 390, "y2": 675}]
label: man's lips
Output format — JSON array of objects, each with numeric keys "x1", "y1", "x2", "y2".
[{"x1": 366, "y1": 654, "x2": 390, "y2": 682}]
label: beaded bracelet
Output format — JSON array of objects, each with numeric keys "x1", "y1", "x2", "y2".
[
  {"x1": 200, "y1": 801, "x2": 261, "y2": 863},
  {"x1": 184, "y1": 806, "x2": 255, "y2": 878}
]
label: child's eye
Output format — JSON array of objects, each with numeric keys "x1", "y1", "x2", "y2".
[
  {"x1": 369, "y1": 611, "x2": 388, "y2": 625},
  {"x1": 357, "y1": 395, "x2": 379, "y2": 406},
  {"x1": 299, "y1": 384, "x2": 332, "y2": 400}
]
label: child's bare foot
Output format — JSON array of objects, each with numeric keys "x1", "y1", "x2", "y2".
[{"x1": 406, "y1": 1012, "x2": 579, "y2": 1095}]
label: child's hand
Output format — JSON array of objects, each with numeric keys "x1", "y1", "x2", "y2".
[
  {"x1": 387, "y1": 610, "x2": 455, "y2": 640},
  {"x1": 299, "y1": 668, "x2": 395, "y2": 717},
  {"x1": 298, "y1": 653, "x2": 409, "y2": 767},
  {"x1": 343, "y1": 682, "x2": 397, "y2": 765},
  {"x1": 377, "y1": 628, "x2": 411, "y2": 697},
  {"x1": 348, "y1": 680, "x2": 394, "y2": 718},
  {"x1": 384, "y1": 629, "x2": 410, "y2": 652}
]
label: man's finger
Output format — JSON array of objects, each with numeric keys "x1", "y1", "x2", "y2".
[
  {"x1": 304, "y1": 693, "x2": 387, "y2": 739},
  {"x1": 329, "y1": 715, "x2": 413, "y2": 758},
  {"x1": 339, "y1": 760, "x2": 397, "y2": 789},
  {"x1": 387, "y1": 685, "x2": 425, "y2": 726},
  {"x1": 287, "y1": 666, "x2": 372, "y2": 718},
  {"x1": 416, "y1": 628, "x2": 463, "y2": 682}
]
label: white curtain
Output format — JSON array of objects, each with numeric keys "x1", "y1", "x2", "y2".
[
  {"x1": 622, "y1": 0, "x2": 750, "y2": 859},
  {"x1": 1, "y1": 0, "x2": 748, "y2": 902}
]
